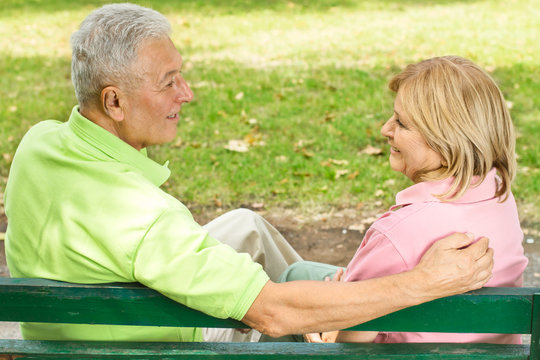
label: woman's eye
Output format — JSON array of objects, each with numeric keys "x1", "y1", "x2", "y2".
[{"x1": 395, "y1": 117, "x2": 405, "y2": 128}]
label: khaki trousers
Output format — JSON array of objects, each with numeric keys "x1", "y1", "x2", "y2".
[{"x1": 201, "y1": 208, "x2": 303, "y2": 342}]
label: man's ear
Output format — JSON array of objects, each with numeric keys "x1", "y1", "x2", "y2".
[{"x1": 101, "y1": 86, "x2": 125, "y2": 122}]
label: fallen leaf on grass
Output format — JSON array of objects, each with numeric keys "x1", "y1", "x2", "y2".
[
  {"x1": 2, "y1": 153, "x2": 13, "y2": 164},
  {"x1": 213, "y1": 194, "x2": 222, "y2": 207},
  {"x1": 330, "y1": 159, "x2": 349, "y2": 166},
  {"x1": 324, "y1": 111, "x2": 336, "y2": 122},
  {"x1": 224, "y1": 140, "x2": 249, "y2": 153},
  {"x1": 294, "y1": 139, "x2": 315, "y2": 150},
  {"x1": 360, "y1": 145, "x2": 383, "y2": 156},
  {"x1": 320, "y1": 160, "x2": 331, "y2": 167},
  {"x1": 347, "y1": 170, "x2": 360, "y2": 180},
  {"x1": 244, "y1": 131, "x2": 263, "y2": 146},
  {"x1": 243, "y1": 127, "x2": 265, "y2": 147},
  {"x1": 335, "y1": 169, "x2": 349, "y2": 179},
  {"x1": 172, "y1": 137, "x2": 183, "y2": 148},
  {"x1": 251, "y1": 202, "x2": 265, "y2": 209},
  {"x1": 275, "y1": 155, "x2": 289, "y2": 163},
  {"x1": 301, "y1": 149, "x2": 314, "y2": 158},
  {"x1": 320, "y1": 158, "x2": 349, "y2": 167}
]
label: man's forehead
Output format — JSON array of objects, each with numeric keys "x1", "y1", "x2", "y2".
[{"x1": 136, "y1": 38, "x2": 183, "y2": 84}]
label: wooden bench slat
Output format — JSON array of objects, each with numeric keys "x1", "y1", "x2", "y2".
[
  {"x1": 352, "y1": 287, "x2": 534, "y2": 334},
  {"x1": 1, "y1": 279, "x2": 539, "y2": 359},
  {"x1": 0, "y1": 278, "x2": 245, "y2": 329},
  {"x1": 0, "y1": 279, "x2": 535, "y2": 334},
  {"x1": 0, "y1": 340, "x2": 530, "y2": 359},
  {"x1": 530, "y1": 293, "x2": 540, "y2": 360}
]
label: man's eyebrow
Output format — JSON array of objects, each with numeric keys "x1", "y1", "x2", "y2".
[{"x1": 159, "y1": 69, "x2": 180, "y2": 85}]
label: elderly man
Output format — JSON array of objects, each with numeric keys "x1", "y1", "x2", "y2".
[{"x1": 4, "y1": 3, "x2": 493, "y2": 343}]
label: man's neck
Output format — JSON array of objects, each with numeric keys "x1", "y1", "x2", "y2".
[{"x1": 79, "y1": 105, "x2": 121, "y2": 139}]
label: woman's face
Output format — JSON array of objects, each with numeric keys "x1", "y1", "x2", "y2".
[{"x1": 381, "y1": 93, "x2": 443, "y2": 182}]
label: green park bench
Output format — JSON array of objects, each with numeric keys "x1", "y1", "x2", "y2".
[{"x1": 0, "y1": 278, "x2": 538, "y2": 359}]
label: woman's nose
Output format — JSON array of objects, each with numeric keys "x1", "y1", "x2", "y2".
[{"x1": 381, "y1": 118, "x2": 394, "y2": 138}]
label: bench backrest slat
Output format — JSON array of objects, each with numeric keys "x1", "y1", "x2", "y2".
[
  {"x1": 1, "y1": 278, "x2": 538, "y2": 336},
  {"x1": 0, "y1": 278, "x2": 245, "y2": 329},
  {"x1": 530, "y1": 293, "x2": 540, "y2": 359},
  {"x1": 353, "y1": 287, "x2": 533, "y2": 333}
]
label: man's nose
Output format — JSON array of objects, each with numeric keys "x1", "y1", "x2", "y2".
[{"x1": 177, "y1": 78, "x2": 194, "y2": 103}]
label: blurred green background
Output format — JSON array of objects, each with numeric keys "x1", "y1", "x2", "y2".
[{"x1": 1, "y1": 0, "x2": 539, "y2": 226}]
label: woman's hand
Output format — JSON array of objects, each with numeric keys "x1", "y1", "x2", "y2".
[{"x1": 303, "y1": 268, "x2": 345, "y2": 343}]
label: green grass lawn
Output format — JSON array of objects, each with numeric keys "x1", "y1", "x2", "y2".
[{"x1": 1, "y1": 0, "x2": 539, "y2": 223}]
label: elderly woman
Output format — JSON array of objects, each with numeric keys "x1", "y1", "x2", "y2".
[{"x1": 295, "y1": 56, "x2": 528, "y2": 344}]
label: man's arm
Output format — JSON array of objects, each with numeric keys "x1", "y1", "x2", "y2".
[{"x1": 242, "y1": 233, "x2": 493, "y2": 338}]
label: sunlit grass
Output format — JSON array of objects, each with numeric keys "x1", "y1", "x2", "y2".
[{"x1": 1, "y1": 0, "x2": 539, "y2": 222}]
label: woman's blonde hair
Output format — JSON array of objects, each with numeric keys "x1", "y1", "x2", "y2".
[{"x1": 389, "y1": 56, "x2": 516, "y2": 201}]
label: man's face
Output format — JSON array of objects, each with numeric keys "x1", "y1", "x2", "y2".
[{"x1": 119, "y1": 36, "x2": 193, "y2": 150}]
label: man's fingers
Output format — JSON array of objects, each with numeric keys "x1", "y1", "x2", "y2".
[
  {"x1": 468, "y1": 247, "x2": 494, "y2": 290},
  {"x1": 476, "y1": 247, "x2": 494, "y2": 279},
  {"x1": 436, "y1": 232, "x2": 475, "y2": 250},
  {"x1": 464, "y1": 237, "x2": 490, "y2": 260}
]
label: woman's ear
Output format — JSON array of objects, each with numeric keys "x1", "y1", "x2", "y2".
[{"x1": 101, "y1": 86, "x2": 125, "y2": 122}]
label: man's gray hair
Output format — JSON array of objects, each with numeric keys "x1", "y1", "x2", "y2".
[{"x1": 71, "y1": 3, "x2": 171, "y2": 107}]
